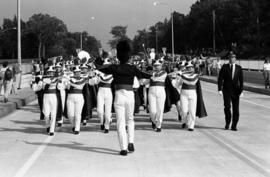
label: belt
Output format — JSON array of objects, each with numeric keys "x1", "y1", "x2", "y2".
[
  {"x1": 99, "y1": 82, "x2": 111, "y2": 88},
  {"x1": 44, "y1": 89, "x2": 57, "y2": 94},
  {"x1": 68, "y1": 89, "x2": 82, "y2": 94},
  {"x1": 182, "y1": 83, "x2": 196, "y2": 90},
  {"x1": 115, "y1": 84, "x2": 133, "y2": 91},
  {"x1": 150, "y1": 81, "x2": 165, "y2": 87}
]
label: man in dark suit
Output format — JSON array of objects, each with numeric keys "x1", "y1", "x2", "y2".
[{"x1": 218, "y1": 53, "x2": 243, "y2": 131}]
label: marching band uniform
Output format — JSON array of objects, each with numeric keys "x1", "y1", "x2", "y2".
[
  {"x1": 148, "y1": 59, "x2": 167, "y2": 132},
  {"x1": 98, "y1": 40, "x2": 152, "y2": 155},
  {"x1": 178, "y1": 62, "x2": 199, "y2": 131},
  {"x1": 55, "y1": 62, "x2": 65, "y2": 127},
  {"x1": 40, "y1": 66, "x2": 63, "y2": 136},
  {"x1": 66, "y1": 66, "x2": 85, "y2": 134},
  {"x1": 80, "y1": 64, "x2": 92, "y2": 126},
  {"x1": 96, "y1": 68, "x2": 114, "y2": 133}
]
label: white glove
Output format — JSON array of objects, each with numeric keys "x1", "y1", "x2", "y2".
[{"x1": 218, "y1": 91, "x2": 223, "y2": 95}]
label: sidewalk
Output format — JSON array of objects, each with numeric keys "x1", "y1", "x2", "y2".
[
  {"x1": 0, "y1": 86, "x2": 36, "y2": 119},
  {"x1": 200, "y1": 75, "x2": 270, "y2": 96}
]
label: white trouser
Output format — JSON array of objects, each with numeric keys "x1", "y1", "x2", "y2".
[
  {"x1": 180, "y1": 89, "x2": 197, "y2": 129},
  {"x1": 97, "y1": 87, "x2": 112, "y2": 129},
  {"x1": 114, "y1": 90, "x2": 134, "y2": 150},
  {"x1": 67, "y1": 94, "x2": 84, "y2": 131},
  {"x1": 148, "y1": 86, "x2": 166, "y2": 128},
  {"x1": 58, "y1": 90, "x2": 66, "y2": 123},
  {"x1": 4, "y1": 80, "x2": 13, "y2": 99},
  {"x1": 43, "y1": 93, "x2": 58, "y2": 133}
]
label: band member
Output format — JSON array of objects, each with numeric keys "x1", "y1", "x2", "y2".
[
  {"x1": 80, "y1": 63, "x2": 92, "y2": 126},
  {"x1": 218, "y1": 53, "x2": 243, "y2": 131},
  {"x1": 148, "y1": 59, "x2": 167, "y2": 132},
  {"x1": 96, "y1": 58, "x2": 114, "y2": 133},
  {"x1": 33, "y1": 65, "x2": 63, "y2": 136},
  {"x1": 177, "y1": 61, "x2": 207, "y2": 131},
  {"x1": 31, "y1": 72, "x2": 44, "y2": 120},
  {"x1": 98, "y1": 40, "x2": 152, "y2": 156},
  {"x1": 55, "y1": 62, "x2": 65, "y2": 127},
  {"x1": 66, "y1": 65, "x2": 85, "y2": 134}
]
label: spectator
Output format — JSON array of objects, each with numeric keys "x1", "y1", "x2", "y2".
[
  {"x1": 215, "y1": 57, "x2": 222, "y2": 77},
  {"x1": 11, "y1": 63, "x2": 21, "y2": 94},
  {"x1": 263, "y1": 57, "x2": 270, "y2": 89},
  {"x1": 1, "y1": 61, "x2": 13, "y2": 103},
  {"x1": 206, "y1": 57, "x2": 213, "y2": 76}
]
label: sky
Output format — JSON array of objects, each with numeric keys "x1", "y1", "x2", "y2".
[{"x1": 0, "y1": 0, "x2": 197, "y2": 51}]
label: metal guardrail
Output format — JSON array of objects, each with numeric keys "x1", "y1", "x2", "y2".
[
  {"x1": 0, "y1": 58, "x2": 35, "y2": 64},
  {"x1": 213, "y1": 59, "x2": 265, "y2": 71}
]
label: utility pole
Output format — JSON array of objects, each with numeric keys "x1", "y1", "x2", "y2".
[
  {"x1": 212, "y1": 10, "x2": 216, "y2": 55},
  {"x1": 17, "y1": 0, "x2": 21, "y2": 65},
  {"x1": 171, "y1": 11, "x2": 175, "y2": 60}
]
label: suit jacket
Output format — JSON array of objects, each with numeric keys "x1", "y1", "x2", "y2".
[{"x1": 218, "y1": 63, "x2": 243, "y2": 97}]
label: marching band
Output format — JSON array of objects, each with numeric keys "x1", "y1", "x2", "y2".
[{"x1": 30, "y1": 41, "x2": 207, "y2": 156}]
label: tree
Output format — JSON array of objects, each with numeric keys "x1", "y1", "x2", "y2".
[
  {"x1": 108, "y1": 25, "x2": 130, "y2": 49},
  {"x1": 26, "y1": 13, "x2": 68, "y2": 58}
]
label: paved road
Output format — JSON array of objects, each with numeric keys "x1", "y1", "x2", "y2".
[{"x1": 0, "y1": 81, "x2": 269, "y2": 177}]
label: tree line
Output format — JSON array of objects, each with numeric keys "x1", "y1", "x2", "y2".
[
  {"x1": 131, "y1": 0, "x2": 270, "y2": 58},
  {"x1": 0, "y1": 14, "x2": 101, "y2": 60}
]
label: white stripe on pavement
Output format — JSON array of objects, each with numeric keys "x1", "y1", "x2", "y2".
[
  {"x1": 203, "y1": 88, "x2": 270, "y2": 110},
  {"x1": 14, "y1": 136, "x2": 54, "y2": 177}
]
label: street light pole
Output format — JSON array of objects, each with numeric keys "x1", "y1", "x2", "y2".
[
  {"x1": 171, "y1": 11, "x2": 174, "y2": 60},
  {"x1": 17, "y1": 0, "x2": 21, "y2": 65}
]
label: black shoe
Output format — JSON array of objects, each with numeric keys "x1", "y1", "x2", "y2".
[
  {"x1": 182, "y1": 123, "x2": 186, "y2": 129},
  {"x1": 151, "y1": 121, "x2": 156, "y2": 130},
  {"x1": 156, "y1": 128, "x2": 161, "y2": 132},
  {"x1": 104, "y1": 129, "x2": 109, "y2": 134},
  {"x1": 225, "y1": 125, "x2": 229, "y2": 130},
  {"x1": 82, "y1": 122, "x2": 87, "y2": 126},
  {"x1": 146, "y1": 108, "x2": 149, "y2": 113},
  {"x1": 231, "y1": 127, "x2": 238, "y2": 131},
  {"x1": 57, "y1": 123, "x2": 62, "y2": 127},
  {"x1": 72, "y1": 127, "x2": 75, "y2": 132},
  {"x1": 100, "y1": 125, "x2": 105, "y2": 130},
  {"x1": 47, "y1": 127, "x2": 50, "y2": 133},
  {"x1": 3, "y1": 98, "x2": 8, "y2": 103},
  {"x1": 74, "y1": 131, "x2": 79, "y2": 135},
  {"x1": 49, "y1": 132, "x2": 54, "y2": 136},
  {"x1": 188, "y1": 128, "x2": 194, "y2": 131},
  {"x1": 128, "y1": 143, "x2": 135, "y2": 152},
  {"x1": 120, "y1": 150, "x2": 128, "y2": 156}
]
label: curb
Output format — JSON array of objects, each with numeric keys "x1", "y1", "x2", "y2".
[
  {"x1": 0, "y1": 89, "x2": 36, "y2": 118},
  {"x1": 200, "y1": 77, "x2": 270, "y2": 96}
]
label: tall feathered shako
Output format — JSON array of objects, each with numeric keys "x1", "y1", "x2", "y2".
[{"x1": 116, "y1": 40, "x2": 132, "y2": 64}]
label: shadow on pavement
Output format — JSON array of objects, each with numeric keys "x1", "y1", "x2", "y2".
[
  {"x1": 11, "y1": 120, "x2": 42, "y2": 125},
  {"x1": 0, "y1": 126, "x2": 47, "y2": 135},
  {"x1": 195, "y1": 125, "x2": 224, "y2": 130},
  {"x1": 23, "y1": 141, "x2": 119, "y2": 155}
]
